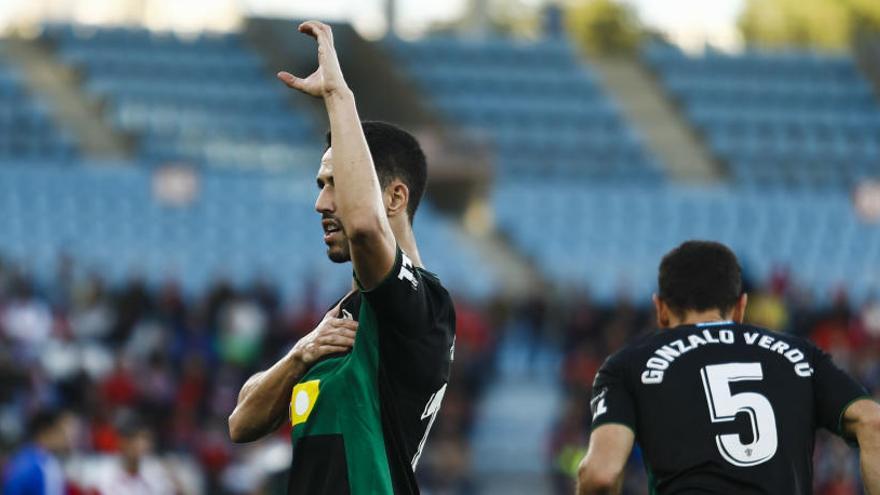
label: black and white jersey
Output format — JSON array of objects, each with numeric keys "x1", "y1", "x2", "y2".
[
  {"x1": 287, "y1": 248, "x2": 456, "y2": 495},
  {"x1": 590, "y1": 321, "x2": 869, "y2": 495}
]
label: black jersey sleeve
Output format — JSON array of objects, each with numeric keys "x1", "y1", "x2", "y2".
[
  {"x1": 359, "y1": 246, "x2": 454, "y2": 393},
  {"x1": 812, "y1": 345, "x2": 870, "y2": 437},
  {"x1": 590, "y1": 352, "x2": 637, "y2": 433},
  {"x1": 359, "y1": 246, "x2": 442, "y2": 336}
]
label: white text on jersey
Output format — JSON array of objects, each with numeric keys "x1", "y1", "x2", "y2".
[{"x1": 641, "y1": 328, "x2": 813, "y2": 384}]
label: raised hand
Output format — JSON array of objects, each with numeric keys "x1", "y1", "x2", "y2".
[
  {"x1": 277, "y1": 21, "x2": 348, "y2": 98},
  {"x1": 291, "y1": 302, "x2": 358, "y2": 368}
]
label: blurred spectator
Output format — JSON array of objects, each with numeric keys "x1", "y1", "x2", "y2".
[
  {"x1": 2, "y1": 277, "x2": 53, "y2": 350},
  {"x1": 95, "y1": 415, "x2": 178, "y2": 495},
  {"x1": 2, "y1": 409, "x2": 77, "y2": 495},
  {"x1": 69, "y1": 275, "x2": 114, "y2": 341},
  {"x1": 744, "y1": 291, "x2": 789, "y2": 330},
  {"x1": 217, "y1": 297, "x2": 266, "y2": 368},
  {"x1": 101, "y1": 357, "x2": 139, "y2": 408},
  {"x1": 548, "y1": 397, "x2": 589, "y2": 494}
]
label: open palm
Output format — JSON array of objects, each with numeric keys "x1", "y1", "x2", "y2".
[{"x1": 277, "y1": 21, "x2": 348, "y2": 98}]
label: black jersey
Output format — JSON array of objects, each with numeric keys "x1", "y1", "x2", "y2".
[
  {"x1": 590, "y1": 321, "x2": 869, "y2": 495},
  {"x1": 287, "y1": 248, "x2": 456, "y2": 494}
]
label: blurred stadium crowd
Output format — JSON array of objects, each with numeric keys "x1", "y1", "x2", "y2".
[
  {"x1": 0, "y1": 4, "x2": 879, "y2": 494},
  {"x1": 0, "y1": 251, "x2": 501, "y2": 494},
  {"x1": 2, "y1": 253, "x2": 879, "y2": 494}
]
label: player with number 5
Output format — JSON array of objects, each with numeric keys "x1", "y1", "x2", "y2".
[
  {"x1": 577, "y1": 241, "x2": 880, "y2": 494},
  {"x1": 227, "y1": 20, "x2": 456, "y2": 494}
]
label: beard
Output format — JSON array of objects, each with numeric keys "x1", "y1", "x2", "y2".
[
  {"x1": 326, "y1": 236, "x2": 351, "y2": 263},
  {"x1": 322, "y1": 213, "x2": 351, "y2": 263},
  {"x1": 327, "y1": 244, "x2": 350, "y2": 263}
]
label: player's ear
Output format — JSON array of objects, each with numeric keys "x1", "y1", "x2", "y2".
[
  {"x1": 384, "y1": 179, "x2": 409, "y2": 219},
  {"x1": 731, "y1": 293, "x2": 748, "y2": 323},
  {"x1": 652, "y1": 294, "x2": 670, "y2": 329}
]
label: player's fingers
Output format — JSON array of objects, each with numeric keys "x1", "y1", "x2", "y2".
[
  {"x1": 320, "y1": 23, "x2": 334, "y2": 44},
  {"x1": 318, "y1": 334, "x2": 354, "y2": 347},
  {"x1": 277, "y1": 71, "x2": 304, "y2": 90},
  {"x1": 329, "y1": 318, "x2": 358, "y2": 330},
  {"x1": 298, "y1": 21, "x2": 318, "y2": 38},
  {"x1": 299, "y1": 21, "x2": 326, "y2": 41},
  {"x1": 318, "y1": 326, "x2": 356, "y2": 340},
  {"x1": 317, "y1": 345, "x2": 351, "y2": 355},
  {"x1": 300, "y1": 21, "x2": 333, "y2": 47},
  {"x1": 323, "y1": 300, "x2": 343, "y2": 320},
  {"x1": 301, "y1": 21, "x2": 330, "y2": 36}
]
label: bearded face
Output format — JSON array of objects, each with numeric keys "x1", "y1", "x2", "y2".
[{"x1": 315, "y1": 148, "x2": 351, "y2": 263}]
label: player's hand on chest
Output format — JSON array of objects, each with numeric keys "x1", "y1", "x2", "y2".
[{"x1": 292, "y1": 298, "x2": 359, "y2": 368}]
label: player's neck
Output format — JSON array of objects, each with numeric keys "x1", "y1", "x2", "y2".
[
  {"x1": 671, "y1": 311, "x2": 732, "y2": 328},
  {"x1": 348, "y1": 225, "x2": 422, "y2": 291},
  {"x1": 391, "y1": 220, "x2": 423, "y2": 268}
]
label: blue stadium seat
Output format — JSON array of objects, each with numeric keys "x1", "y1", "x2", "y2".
[
  {"x1": 493, "y1": 180, "x2": 880, "y2": 305},
  {"x1": 0, "y1": 160, "x2": 500, "y2": 300},
  {"x1": 0, "y1": 57, "x2": 78, "y2": 159},
  {"x1": 386, "y1": 36, "x2": 664, "y2": 182},
  {"x1": 644, "y1": 41, "x2": 880, "y2": 189},
  {"x1": 44, "y1": 24, "x2": 318, "y2": 170}
]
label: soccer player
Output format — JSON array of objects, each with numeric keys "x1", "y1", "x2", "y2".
[
  {"x1": 576, "y1": 241, "x2": 880, "y2": 494},
  {"x1": 227, "y1": 21, "x2": 456, "y2": 495}
]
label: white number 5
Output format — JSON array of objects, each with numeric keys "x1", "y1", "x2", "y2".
[{"x1": 700, "y1": 362, "x2": 778, "y2": 467}]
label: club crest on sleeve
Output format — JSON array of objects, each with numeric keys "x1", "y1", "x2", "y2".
[{"x1": 290, "y1": 380, "x2": 321, "y2": 427}]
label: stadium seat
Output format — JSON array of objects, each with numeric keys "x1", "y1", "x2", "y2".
[
  {"x1": 0, "y1": 56, "x2": 78, "y2": 159},
  {"x1": 386, "y1": 35, "x2": 664, "y2": 182},
  {"x1": 644, "y1": 41, "x2": 880, "y2": 189},
  {"x1": 44, "y1": 25, "x2": 318, "y2": 170},
  {"x1": 0, "y1": 160, "x2": 500, "y2": 300},
  {"x1": 493, "y1": 180, "x2": 880, "y2": 305}
]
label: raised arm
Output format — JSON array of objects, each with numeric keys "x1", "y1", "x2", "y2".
[
  {"x1": 228, "y1": 307, "x2": 357, "y2": 443},
  {"x1": 842, "y1": 398, "x2": 880, "y2": 494},
  {"x1": 278, "y1": 21, "x2": 397, "y2": 289},
  {"x1": 576, "y1": 424, "x2": 634, "y2": 495}
]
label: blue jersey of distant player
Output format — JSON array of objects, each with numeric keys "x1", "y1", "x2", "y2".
[{"x1": 2, "y1": 444, "x2": 65, "y2": 495}]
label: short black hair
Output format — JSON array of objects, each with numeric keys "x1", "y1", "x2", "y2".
[
  {"x1": 27, "y1": 409, "x2": 66, "y2": 440},
  {"x1": 658, "y1": 240, "x2": 743, "y2": 318},
  {"x1": 115, "y1": 411, "x2": 148, "y2": 438},
  {"x1": 325, "y1": 121, "x2": 427, "y2": 223}
]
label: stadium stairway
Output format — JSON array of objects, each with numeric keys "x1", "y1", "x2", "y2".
[
  {"x1": 470, "y1": 324, "x2": 562, "y2": 494},
  {"x1": 457, "y1": 227, "x2": 544, "y2": 298},
  {"x1": 590, "y1": 56, "x2": 722, "y2": 183},
  {"x1": 0, "y1": 37, "x2": 129, "y2": 159},
  {"x1": 855, "y1": 33, "x2": 880, "y2": 101}
]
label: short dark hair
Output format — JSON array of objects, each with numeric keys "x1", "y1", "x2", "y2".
[
  {"x1": 27, "y1": 409, "x2": 66, "y2": 440},
  {"x1": 658, "y1": 240, "x2": 743, "y2": 318},
  {"x1": 325, "y1": 121, "x2": 427, "y2": 223},
  {"x1": 115, "y1": 411, "x2": 147, "y2": 438}
]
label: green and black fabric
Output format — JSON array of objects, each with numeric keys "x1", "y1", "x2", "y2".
[
  {"x1": 590, "y1": 321, "x2": 870, "y2": 495},
  {"x1": 287, "y1": 247, "x2": 455, "y2": 495}
]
